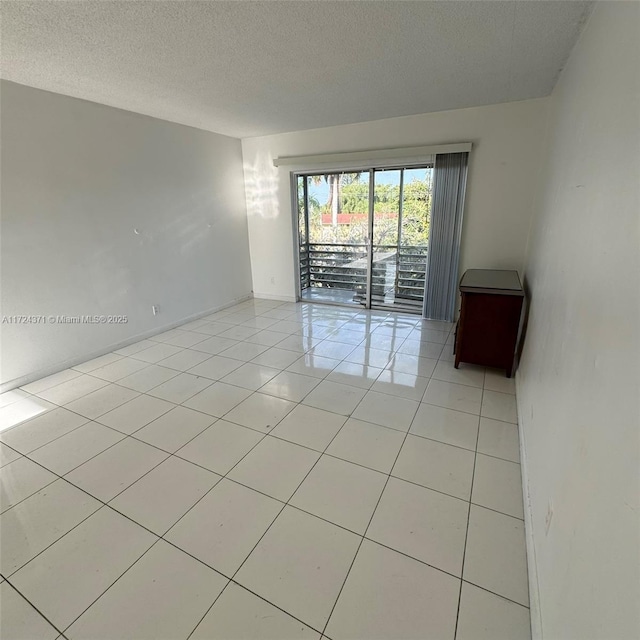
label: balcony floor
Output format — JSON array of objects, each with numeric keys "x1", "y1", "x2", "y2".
[
  {"x1": 300, "y1": 286, "x2": 423, "y2": 314},
  {"x1": 300, "y1": 287, "x2": 363, "y2": 306}
]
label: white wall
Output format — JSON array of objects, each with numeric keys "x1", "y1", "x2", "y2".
[
  {"x1": 0, "y1": 81, "x2": 253, "y2": 388},
  {"x1": 517, "y1": 3, "x2": 640, "y2": 639},
  {"x1": 241, "y1": 98, "x2": 548, "y2": 300}
]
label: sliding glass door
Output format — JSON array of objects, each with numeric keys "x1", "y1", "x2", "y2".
[
  {"x1": 296, "y1": 164, "x2": 433, "y2": 313},
  {"x1": 297, "y1": 171, "x2": 371, "y2": 306}
]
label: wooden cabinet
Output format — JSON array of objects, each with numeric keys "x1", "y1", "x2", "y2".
[{"x1": 454, "y1": 269, "x2": 524, "y2": 378}]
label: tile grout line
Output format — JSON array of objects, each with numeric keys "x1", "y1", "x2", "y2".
[
  {"x1": 4, "y1": 325, "x2": 302, "y2": 633},
  {"x1": 1, "y1": 577, "x2": 69, "y2": 639},
  {"x1": 3, "y1": 301, "x2": 522, "y2": 638},
  {"x1": 58, "y1": 536, "x2": 165, "y2": 636},
  {"x1": 10, "y1": 298, "x2": 447, "y2": 394},
  {"x1": 2, "y1": 357, "x2": 511, "y2": 522},
  {"x1": 2, "y1": 379, "x2": 259, "y2": 573},
  {"x1": 4, "y1": 405, "x2": 522, "y2": 587},
  {"x1": 3, "y1": 335, "x2": 518, "y2": 531},
  {"x1": 21, "y1": 305, "x2": 451, "y2": 395},
  {"x1": 319, "y1": 392, "x2": 422, "y2": 637},
  {"x1": 183, "y1": 375, "x2": 369, "y2": 640},
  {"x1": 10, "y1": 315, "x2": 463, "y2": 428},
  {"x1": 4, "y1": 480, "x2": 529, "y2": 637},
  {"x1": 24, "y1": 349, "x2": 356, "y2": 635},
  {"x1": 5, "y1": 374, "x2": 311, "y2": 519},
  {"x1": 452, "y1": 381, "x2": 485, "y2": 639}
]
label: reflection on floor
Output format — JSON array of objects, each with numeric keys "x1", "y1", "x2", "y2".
[
  {"x1": 0, "y1": 298, "x2": 530, "y2": 639},
  {"x1": 300, "y1": 287, "x2": 362, "y2": 306},
  {"x1": 300, "y1": 286, "x2": 423, "y2": 314}
]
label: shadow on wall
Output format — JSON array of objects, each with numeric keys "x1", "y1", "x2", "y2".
[
  {"x1": 514, "y1": 275, "x2": 532, "y2": 375},
  {"x1": 244, "y1": 151, "x2": 280, "y2": 219}
]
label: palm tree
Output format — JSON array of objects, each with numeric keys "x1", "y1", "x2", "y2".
[{"x1": 311, "y1": 172, "x2": 363, "y2": 228}]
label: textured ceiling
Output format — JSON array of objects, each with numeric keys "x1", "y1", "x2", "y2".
[{"x1": 1, "y1": 1, "x2": 592, "y2": 138}]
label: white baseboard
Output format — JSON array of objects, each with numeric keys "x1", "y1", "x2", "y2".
[
  {"x1": 0, "y1": 293, "x2": 253, "y2": 394},
  {"x1": 515, "y1": 372, "x2": 543, "y2": 640}
]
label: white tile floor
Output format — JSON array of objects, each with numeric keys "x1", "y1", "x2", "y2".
[{"x1": 0, "y1": 298, "x2": 531, "y2": 639}]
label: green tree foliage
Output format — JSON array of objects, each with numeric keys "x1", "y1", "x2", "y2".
[
  {"x1": 400, "y1": 177, "x2": 432, "y2": 246},
  {"x1": 303, "y1": 171, "x2": 432, "y2": 247}
]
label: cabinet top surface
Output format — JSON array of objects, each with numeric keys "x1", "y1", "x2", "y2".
[{"x1": 460, "y1": 269, "x2": 524, "y2": 295}]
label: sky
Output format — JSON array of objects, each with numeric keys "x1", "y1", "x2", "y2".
[{"x1": 305, "y1": 167, "x2": 429, "y2": 205}]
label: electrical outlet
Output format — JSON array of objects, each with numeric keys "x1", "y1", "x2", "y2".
[
  {"x1": 152, "y1": 305, "x2": 160, "y2": 316},
  {"x1": 545, "y1": 501, "x2": 553, "y2": 535},
  {"x1": 270, "y1": 277, "x2": 275, "y2": 285}
]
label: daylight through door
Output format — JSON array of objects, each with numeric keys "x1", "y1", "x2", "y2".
[{"x1": 296, "y1": 165, "x2": 433, "y2": 313}]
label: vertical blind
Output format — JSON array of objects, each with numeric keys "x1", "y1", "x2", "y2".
[{"x1": 423, "y1": 152, "x2": 469, "y2": 321}]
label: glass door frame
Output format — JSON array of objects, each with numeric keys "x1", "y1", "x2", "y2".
[
  {"x1": 364, "y1": 168, "x2": 374, "y2": 310},
  {"x1": 292, "y1": 160, "x2": 433, "y2": 313}
]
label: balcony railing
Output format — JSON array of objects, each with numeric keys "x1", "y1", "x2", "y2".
[{"x1": 300, "y1": 243, "x2": 427, "y2": 303}]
